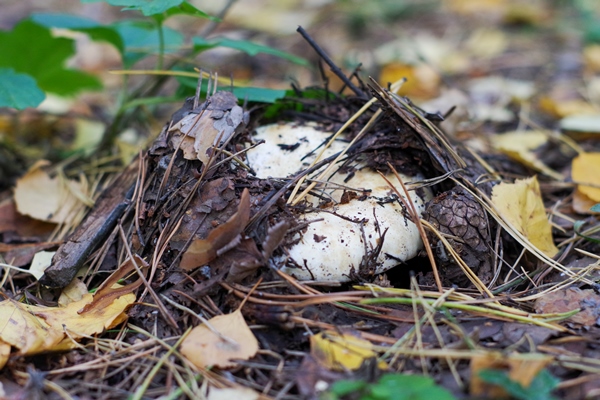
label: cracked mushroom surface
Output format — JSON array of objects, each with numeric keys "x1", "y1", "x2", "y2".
[{"x1": 246, "y1": 123, "x2": 432, "y2": 281}]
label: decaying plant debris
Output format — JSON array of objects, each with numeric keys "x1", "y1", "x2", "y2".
[{"x1": 2, "y1": 32, "x2": 600, "y2": 400}]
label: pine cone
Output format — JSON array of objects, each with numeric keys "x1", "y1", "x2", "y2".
[{"x1": 423, "y1": 186, "x2": 493, "y2": 286}]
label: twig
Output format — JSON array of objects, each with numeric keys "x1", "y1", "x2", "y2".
[{"x1": 296, "y1": 26, "x2": 367, "y2": 99}]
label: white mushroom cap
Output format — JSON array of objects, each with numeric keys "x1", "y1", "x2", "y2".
[
  {"x1": 246, "y1": 123, "x2": 432, "y2": 281},
  {"x1": 246, "y1": 123, "x2": 347, "y2": 179}
]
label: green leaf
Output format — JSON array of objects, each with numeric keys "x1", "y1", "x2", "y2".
[
  {"x1": 329, "y1": 379, "x2": 367, "y2": 396},
  {"x1": 99, "y1": 0, "x2": 183, "y2": 16},
  {"x1": 111, "y1": 21, "x2": 183, "y2": 67},
  {"x1": 591, "y1": 204, "x2": 600, "y2": 213},
  {"x1": 573, "y1": 220, "x2": 600, "y2": 244},
  {"x1": 0, "y1": 20, "x2": 101, "y2": 96},
  {"x1": 83, "y1": 0, "x2": 214, "y2": 19},
  {"x1": 0, "y1": 68, "x2": 45, "y2": 109},
  {"x1": 365, "y1": 374, "x2": 456, "y2": 400},
  {"x1": 30, "y1": 13, "x2": 124, "y2": 52},
  {"x1": 193, "y1": 37, "x2": 308, "y2": 66},
  {"x1": 479, "y1": 369, "x2": 558, "y2": 400}
]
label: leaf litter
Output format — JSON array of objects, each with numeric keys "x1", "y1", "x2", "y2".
[{"x1": 2, "y1": 4, "x2": 600, "y2": 400}]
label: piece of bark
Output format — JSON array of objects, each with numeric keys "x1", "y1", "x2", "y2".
[{"x1": 39, "y1": 161, "x2": 139, "y2": 288}]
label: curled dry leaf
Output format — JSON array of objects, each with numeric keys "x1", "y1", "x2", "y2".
[
  {"x1": 180, "y1": 188, "x2": 250, "y2": 271},
  {"x1": 491, "y1": 176, "x2": 558, "y2": 258},
  {"x1": 169, "y1": 91, "x2": 246, "y2": 164},
  {"x1": 180, "y1": 309, "x2": 258, "y2": 369},
  {"x1": 79, "y1": 254, "x2": 147, "y2": 314}
]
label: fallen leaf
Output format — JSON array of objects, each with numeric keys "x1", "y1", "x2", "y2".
[
  {"x1": 470, "y1": 352, "x2": 552, "y2": 398},
  {"x1": 78, "y1": 255, "x2": 147, "y2": 314},
  {"x1": 180, "y1": 189, "x2": 251, "y2": 271},
  {"x1": 572, "y1": 189, "x2": 600, "y2": 215},
  {"x1": 13, "y1": 160, "x2": 92, "y2": 224},
  {"x1": 180, "y1": 309, "x2": 258, "y2": 369},
  {"x1": 0, "y1": 280, "x2": 135, "y2": 366},
  {"x1": 58, "y1": 279, "x2": 88, "y2": 307},
  {"x1": 560, "y1": 115, "x2": 600, "y2": 134},
  {"x1": 572, "y1": 152, "x2": 600, "y2": 202},
  {"x1": 207, "y1": 387, "x2": 259, "y2": 400},
  {"x1": 29, "y1": 251, "x2": 55, "y2": 280},
  {"x1": 379, "y1": 62, "x2": 440, "y2": 99},
  {"x1": 491, "y1": 131, "x2": 562, "y2": 180},
  {"x1": 310, "y1": 331, "x2": 386, "y2": 371},
  {"x1": 535, "y1": 287, "x2": 600, "y2": 326},
  {"x1": 169, "y1": 92, "x2": 245, "y2": 163},
  {"x1": 491, "y1": 176, "x2": 558, "y2": 257}
]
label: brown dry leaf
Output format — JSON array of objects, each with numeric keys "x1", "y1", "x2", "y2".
[
  {"x1": 535, "y1": 287, "x2": 600, "y2": 326},
  {"x1": 0, "y1": 283, "x2": 135, "y2": 367},
  {"x1": 13, "y1": 160, "x2": 91, "y2": 224},
  {"x1": 310, "y1": 331, "x2": 386, "y2": 371},
  {"x1": 572, "y1": 152, "x2": 600, "y2": 202},
  {"x1": 491, "y1": 176, "x2": 558, "y2": 257},
  {"x1": 180, "y1": 309, "x2": 258, "y2": 369},
  {"x1": 169, "y1": 92, "x2": 245, "y2": 164},
  {"x1": 180, "y1": 189, "x2": 250, "y2": 270},
  {"x1": 491, "y1": 131, "x2": 562, "y2": 180},
  {"x1": 470, "y1": 352, "x2": 553, "y2": 398}
]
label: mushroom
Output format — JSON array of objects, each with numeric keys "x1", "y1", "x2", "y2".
[{"x1": 246, "y1": 123, "x2": 432, "y2": 281}]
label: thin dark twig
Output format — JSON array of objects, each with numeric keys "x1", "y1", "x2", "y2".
[{"x1": 296, "y1": 26, "x2": 367, "y2": 99}]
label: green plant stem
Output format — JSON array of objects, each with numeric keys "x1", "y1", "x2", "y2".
[{"x1": 360, "y1": 298, "x2": 576, "y2": 330}]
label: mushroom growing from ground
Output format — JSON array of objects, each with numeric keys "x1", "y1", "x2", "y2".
[{"x1": 246, "y1": 122, "x2": 432, "y2": 281}]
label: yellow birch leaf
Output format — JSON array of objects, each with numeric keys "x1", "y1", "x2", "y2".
[
  {"x1": 310, "y1": 331, "x2": 386, "y2": 371},
  {"x1": 0, "y1": 283, "x2": 135, "y2": 364},
  {"x1": 491, "y1": 176, "x2": 558, "y2": 257},
  {"x1": 180, "y1": 310, "x2": 258, "y2": 369},
  {"x1": 572, "y1": 152, "x2": 600, "y2": 202},
  {"x1": 491, "y1": 131, "x2": 562, "y2": 180}
]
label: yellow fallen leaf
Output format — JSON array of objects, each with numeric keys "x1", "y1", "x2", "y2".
[
  {"x1": 310, "y1": 331, "x2": 386, "y2": 371},
  {"x1": 572, "y1": 152, "x2": 600, "y2": 202},
  {"x1": 0, "y1": 268, "x2": 136, "y2": 367},
  {"x1": 470, "y1": 352, "x2": 552, "y2": 398},
  {"x1": 13, "y1": 160, "x2": 92, "y2": 224},
  {"x1": 572, "y1": 189, "x2": 600, "y2": 215},
  {"x1": 180, "y1": 310, "x2": 258, "y2": 369},
  {"x1": 491, "y1": 131, "x2": 562, "y2": 180},
  {"x1": 492, "y1": 176, "x2": 558, "y2": 257},
  {"x1": 379, "y1": 62, "x2": 440, "y2": 99},
  {"x1": 58, "y1": 278, "x2": 89, "y2": 307}
]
